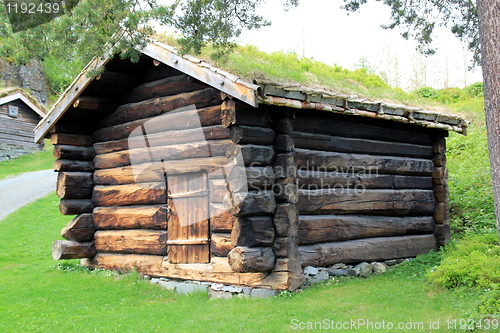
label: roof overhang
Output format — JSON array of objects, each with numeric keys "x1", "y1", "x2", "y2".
[
  {"x1": 34, "y1": 40, "x2": 259, "y2": 143},
  {"x1": 0, "y1": 91, "x2": 46, "y2": 118}
]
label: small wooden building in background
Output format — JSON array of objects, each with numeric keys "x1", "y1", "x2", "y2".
[
  {"x1": 36, "y1": 39, "x2": 467, "y2": 291},
  {"x1": 0, "y1": 88, "x2": 46, "y2": 154}
]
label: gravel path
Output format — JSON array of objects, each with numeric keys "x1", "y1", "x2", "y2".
[{"x1": 0, "y1": 169, "x2": 57, "y2": 221}]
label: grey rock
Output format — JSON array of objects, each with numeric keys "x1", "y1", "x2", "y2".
[
  {"x1": 251, "y1": 288, "x2": 278, "y2": 298},
  {"x1": 348, "y1": 268, "x2": 360, "y2": 277},
  {"x1": 150, "y1": 278, "x2": 161, "y2": 285},
  {"x1": 384, "y1": 259, "x2": 398, "y2": 266},
  {"x1": 330, "y1": 263, "x2": 349, "y2": 270},
  {"x1": 303, "y1": 266, "x2": 319, "y2": 275},
  {"x1": 157, "y1": 280, "x2": 179, "y2": 291},
  {"x1": 308, "y1": 268, "x2": 329, "y2": 284},
  {"x1": 176, "y1": 282, "x2": 209, "y2": 295},
  {"x1": 211, "y1": 283, "x2": 225, "y2": 291},
  {"x1": 241, "y1": 287, "x2": 252, "y2": 295},
  {"x1": 328, "y1": 269, "x2": 349, "y2": 277},
  {"x1": 354, "y1": 262, "x2": 373, "y2": 278},
  {"x1": 222, "y1": 285, "x2": 243, "y2": 293},
  {"x1": 209, "y1": 290, "x2": 233, "y2": 299},
  {"x1": 371, "y1": 262, "x2": 388, "y2": 274}
]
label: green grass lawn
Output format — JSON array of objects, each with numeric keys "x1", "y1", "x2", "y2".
[
  {"x1": 0, "y1": 193, "x2": 483, "y2": 333},
  {"x1": 0, "y1": 146, "x2": 53, "y2": 180}
]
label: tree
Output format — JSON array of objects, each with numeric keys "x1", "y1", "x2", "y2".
[
  {"x1": 0, "y1": 0, "x2": 298, "y2": 65},
  {"x1": 343, "y1": 0, "x2": 500, "y2": 245}
]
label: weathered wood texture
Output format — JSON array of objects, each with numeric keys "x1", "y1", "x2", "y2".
[
  {"x1": 72, "y1": 96, "x2": 116, "y2": 113},
  {"x1": 228, "y1": 246, "x2": 276, "y2": 273},
  {"x1": 61, "y1": 214, "x2": 95, "y2": 242},
  {"x1": 93, "y1": 125, "x2": 230, "y2": 155},
  {"x1": 210, "y1": 203, "x2": 236, "y2": 232},
  {"x1": 290, "y1": 131, "x2": 433, "y2": 158},
  {"x1": 121, "y1": 74, "x2": 209, "y2": 104},
  {"x1": 51, "y1": 133, "x2": 93, "y2": 146},
  {"x1": 100, "y1": 88, "x2": 221, "y2": 127},
  {"x1": 83, "y1": 254, "x2": 291, "y2": 290},
  {"x1": 94, "y1": 139, "x2": 231, "y2": 169},
  {"x1": 226, "y1": 144, "x2": 275, "y2": 166},
  {"x1": 292, "y1": 114, "x2": 433, "y2": 145},
  {"x1": 298, "y1": 215, "x2": 435, "y2": 244},
  {"x1": 231, "y1": 216, "x2": 275, "y2": 247},
  {"x1": 296, "y1": 149, "x2": 434, "y2": 176},
  {"x1": 297, "y1": 170, "x2": 433, "y2": 190},
  {"x1": 0, "y1": 100, "x2": 42, "y2": 146},
  {"x1": 93, "y1": 205, "x2": 167, "y2": 229},
  {"x1": 53, "y1": 160, "x2": 94, "y2": 172},
  {"x1": 211, "y1": 233, "x2": 234, "y2": 257},
  {"x1": 299, "y1": 235, "x2": 437, "y2": 267},
  {"x1": 94, "y1": 230, "x2": 167, "y2": 255},
  {"x1": 297, "y1": 189, "x2": 435, "y2": 216},
  {"x1": 230, "y1": 125, "x2": 275, "y2": 145},
  {"x1": 93, "y1": 183, "x2": 166, "y2": 206},
  {"x1": 223, "y1": 190, "x2": 277, "y2": 217},
  {"x1": 93, "y1": 157, "x2": 228, "y2": 185},
  {"x1": 53, "y1": 145, "x2": 95, "y2": 161},
  {"x1": 221, "y1": 99, "x2": 272, "y2": 128},
  {"x1": 59, "y1": 199, "x2": 94, "y2": 215},
  {"x1": 56, "y1": 172, "x2": 93, "y2": 199},
  {"x1": 227, "y1": 166, "x2": 275, "y2": 193},
  {"x1": 93, "y1": 105, "x2": 223, "y2": 143},
  {"x1": 52, "y1": 240, "x2": 96, "y2": 260}
]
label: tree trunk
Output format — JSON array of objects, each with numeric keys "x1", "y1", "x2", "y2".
[{"x1": 477, "y1": 0, "x2": 500, "y2": 246}]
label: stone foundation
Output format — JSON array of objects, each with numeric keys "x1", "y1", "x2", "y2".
[{"x1": 0, "y1": 143, "x2": 44, "y2": 162}]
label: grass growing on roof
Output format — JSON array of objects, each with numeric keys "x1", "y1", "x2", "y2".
[{"x1": 0, "y1": 193, "x2": 481, "y2": 332}]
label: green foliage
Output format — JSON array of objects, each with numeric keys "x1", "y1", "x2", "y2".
[
  {"x1": 413, "y1": 86, "x2": 439, "y2": 99},
  {"x1": 427, "y1": 234, "x2": 500, "y2": 315},
  {"x1": 465, "y1": 82, "x2": 484, "y2": 98},
  {"x1": 42, "y1": 56, "x2": 85, "y2": 95},
  {"x1": 0, "y1": 194, "x2": 479, "y2": 332},
  {"x1": 0, "y1": 146, "x2": 53, "y2": 180}
]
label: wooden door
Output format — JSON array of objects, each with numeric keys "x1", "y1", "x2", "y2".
[{"x1": 166, "y1": 172, "x2": 210, "y2": 264}]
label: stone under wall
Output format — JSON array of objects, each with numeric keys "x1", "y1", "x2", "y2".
[{"x1": 0, "y1": 143, "x2": 44, "y2": 162}]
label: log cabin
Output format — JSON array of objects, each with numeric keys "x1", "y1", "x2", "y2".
[
  {"x1": 0, "y1": 88, "x2": 46, "y2": 150},
  {"x1": 35, "y1": 39, "x2": 467, "y2": 291}
]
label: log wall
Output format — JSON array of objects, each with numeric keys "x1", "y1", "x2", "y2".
[{"x1": 0, "y1": 100, "x2": 42, "y2": 148}]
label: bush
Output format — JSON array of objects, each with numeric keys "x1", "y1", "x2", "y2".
[
  {"x1": 413, "y1": 86, "x2": 438, "y2": 99},
  {"x1": 465, "y1": 82, "x2": 484, "y2": 98},
  {"x1": 427, "y1": 234, "x2": 500, "y2": 315}
]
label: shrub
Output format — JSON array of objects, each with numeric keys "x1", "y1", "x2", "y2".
[
  {"x1": 465, "y1": 82, "x2": 484, "y2": 98},
  {"x1": 413, "y1": 86, "x2": 438, "y2": 99},
  {"x1": 427, "y1": 234, "x2": 500, "y2": 314}
]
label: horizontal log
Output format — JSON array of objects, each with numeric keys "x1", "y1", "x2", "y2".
[
  {"x1": 226, "y1": 144, "x2": 275, "y2": 166},
  {"x1": 432, "y1": 137, "x2": 446, "y2": 154},
  {"x1": 292, "y1": 114, "x2": 433, "y2": 145},
  {"x1": 94, "y1": 230, "x2": 167, "y2": 255},
  {"x1": 227, "y1": 166, "x2": 275, "y2": 193},
  {"x1": 274, "y1": 118, "x2": 293, "y2": 134},
  {"x1": 93, "y1": 105, "x2": 223, "y2": 143},
  {"x1": 223, "y1": 190, "x2": 277, "y2": 217},
  {"x1": 93, "y1": 125, "x2": 230, "y2": 155},
  {"x1": 50, "y1": 123, "x2": 92, "y2": 135},
  {"x1": 122, "y1": 74, "x2": 208, "y2": 104},
  {"x1": 73, "y1": 96, "x2": 116, "y2": 113},
  {"x1": 297, "y1": 170, "x2": 433, "y2": 190},
  {"x1": 93, "y1": 182, "x2": 166, "y2": 206},
  {"x1": 274, "y1": 179, "x2": 299, "y2": 204},
  {"x1": 230, "y1": 125, "x2": 275, "y2": 145},
  {"x1": 52, "y1": 240, "x2": 96, "y2": 260},
  {"x1": 100, "y1": 88, "x2": 221, "y2": 127},
  {"x1": 93, "y1": 157, "x2": 228, "y2": 185},
  {"x1": 291, "y1": 131, "x2": 433, "y2": 158},
  {"x1": 298, "y1": 215, "x2": 435, "y2": 244},
  {"x1": 272, "y1": 237, "x2": 289, "y2": 257},
  {"x1": 432, "y1": 153, "x2": 446, "y2": 167},
  {"x1": 94, "y1": 139, "x2": 231, "y2": 169},
  {"x1": 84, "y1": 254, "x2": 290, "y2": 290},
  {"x1": 211, "y1": 233, "x2": 234, "y2": 257},
  {"x1": 93, "y1": 205, "x2": 167, "y2": 230},
  {"x1": 297, "y1": 189, "x2": 435, "y2": 216},
  {"x1": 222, "y1": 100, "x2": 272, "y2": 128},
  {"x1": 210, "y1": 203, "x2": 236, "y2": 232},
  {"x1": 56, "y1": 186, "x2": 93, "y2": 199},
  {"x1": 299, "y1": 234, "x2": 437, "y2": 267},
  {"x1": 61, "y1": 214, "x2": 95, "y2": 242},
  {"x1": 59, "y1": 199, "x2": 94, "y2": 215},
  {"x1": 433, "y1": 202, "x2": 450, "y2": 224},
  {"x1": 296, "y1": 148, "x2": 434, "y2": 176},
  {"x1": 141, "y1": 65, "x2": 183, "y2": 82},
  {"x1": 231, "y1": 216, "x2": 275, "y2": 247},
  {"x1": 228, "y1": 246, "x2": 276, "y2": 273},
  {"x1": 57, "y1": 172, "x2": 93, "y2": 187},
  {"x1": 53, "y1": 160, "x2": 94, "y2": 172},
  {"x1": 274, "y1": 152, "x2": 298, "y2": 178},
  {"x1": 51, "y1": 133, "x2": 93, "y2": 146},
  {"x1": 53, "y1": 145, "x2": 95, "y2": 161}
]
